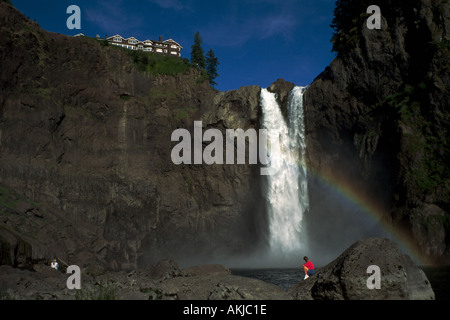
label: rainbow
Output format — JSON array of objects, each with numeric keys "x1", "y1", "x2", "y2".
[{"x1": 300, "y1": 160, "x2": 431, "y2": 266}]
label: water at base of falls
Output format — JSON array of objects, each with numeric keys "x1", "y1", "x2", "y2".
[{"x1": 260, "y1": 86, "x2": 309, "y2": 264}]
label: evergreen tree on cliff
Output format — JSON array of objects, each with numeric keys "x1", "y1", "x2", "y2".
[
  {"x1": 206, "y1": 48, "x2": 219, "y2": 87},
  {"x1": 190, "y1": 31, "x2": 206, "y2": 69},
  {"x1": 330, "y1": 0, "x2": 367, "y2": 54}
]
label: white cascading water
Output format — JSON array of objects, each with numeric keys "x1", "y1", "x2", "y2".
[{"x1": 260, "y1": 86, "x2": 309, "y2": 262}]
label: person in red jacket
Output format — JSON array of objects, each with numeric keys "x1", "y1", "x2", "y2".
[{"x1": 302, "y1": 256, "x2": 315, "y2": 280}]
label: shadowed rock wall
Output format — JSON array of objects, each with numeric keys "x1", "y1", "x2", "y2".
[
  {"x1": 303, "y1": 0, "x2": 449, "y2": 264},
  {"x1": 0, "y1": 2, "x2": 266, "y2": 270}
]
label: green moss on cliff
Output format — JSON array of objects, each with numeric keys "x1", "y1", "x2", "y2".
[
  {"x1": 125, "y1": 49, "x2": 191, "y2": 76},
  {"x1": 0, "y1": 185, "x2": 17, "y2": 210},
  {"x1": 148, "y1": 86, "x2": 178, "y2": 104},
  {"x1": 173, "y1": 105, "x2": 199, "y2": 121},
  {"x1": 386, "y1": 84, "x2": 449, "y2": 197},
  {"x1": 431, "y1": 37, "x2": 450, "y2": 74}
]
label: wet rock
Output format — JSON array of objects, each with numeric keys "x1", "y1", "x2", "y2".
[
  {"x1": 159, "y1": 272, "x2": 292, "y2": 300},
  {"x1": 289, "y1": 238, "x2": 435, "y2": 300},
  {"x1": 183, "y1": 264, "x2": 231, "y2": 276},
  {"x1": 268, "y1": 78, "x2": 296, "y2": 113}
]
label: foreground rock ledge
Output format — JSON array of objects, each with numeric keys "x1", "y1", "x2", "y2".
[
  {"x1": 0, "y1": 259, "x2": 291, "y2": 300},
  {"x1": 289, "y1": 238, "x2": 435, "y2": 300},
  {"x1": 0, "y1": 238, "x2": 434, "y2": 300}
]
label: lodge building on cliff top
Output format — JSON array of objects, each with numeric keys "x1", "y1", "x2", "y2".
[{"x1": 74, "y1": 33, "x2": 183, "y2": 57}]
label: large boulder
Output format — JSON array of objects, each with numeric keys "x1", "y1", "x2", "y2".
[{"x1": 289, "y1": 238, "x2": 435, "y2": 300}]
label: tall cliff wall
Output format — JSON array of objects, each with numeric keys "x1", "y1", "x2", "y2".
[
  {"x1": 303, "y1": 0, "x2": 449, "y2": 264},
  {"x1": 0, "y1": 2, "x2": 266, "y2": 270}
]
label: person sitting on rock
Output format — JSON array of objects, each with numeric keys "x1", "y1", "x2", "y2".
[
  {"x1": 302, "y1": 256, "x2": 315, "y2": 280},
  {"x1": 51, "y1": 259, "x2": 59, "y2": 270}
]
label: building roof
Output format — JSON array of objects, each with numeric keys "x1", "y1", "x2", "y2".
[
  {"x1": 164, "y1": 39, "x2": 183, "y2": 49},
  {"x1": 105, "y1": 34, "x2": 181, "y2": 49},
  {"x1": 107, "y1": 34, "x2": 123, "y2": 40}
]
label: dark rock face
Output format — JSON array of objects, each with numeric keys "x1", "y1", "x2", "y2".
[
  {"x1": 267, "y1": 78, "x2": 296, "y2": 118},
  {"x1": 303, "y1": 0, "x2": 450, "y2": 264},
  {"x1": 0, "y1": 185, "x2": 103, "y2": 270},
  {"x1": 0, "y1": 3, "x2": 265, "y2": 270},
  {"x1": 0, "y1": 261, "x2": 291, "y2": 300},
  {"x1": 289, "y1": 238, "x2": 435, "y2": 300}
]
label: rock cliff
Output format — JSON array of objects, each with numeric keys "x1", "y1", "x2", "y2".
[
  {"x1": 303, "y1": 0, "x2": 449, "y2": 264},
  {"x1": 0, "y1": 2, "x2": 265, "y2": 270}
]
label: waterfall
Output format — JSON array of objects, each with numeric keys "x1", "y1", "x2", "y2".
[{"x1": 260, "y1": 86, "x2": 309, "y2": 261}]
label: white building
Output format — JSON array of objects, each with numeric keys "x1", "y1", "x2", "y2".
[{"x1": 105, "y1": 34, "x2": 182, "y2": 57}]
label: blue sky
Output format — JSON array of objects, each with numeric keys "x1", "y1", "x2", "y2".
[{"x1": 13, "y1": 0, "x2": 337, "y2": 92}]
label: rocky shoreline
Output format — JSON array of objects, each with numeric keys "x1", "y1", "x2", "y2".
[{"x1": 0, "y1": 238, "x2": 435, "y2": 300}]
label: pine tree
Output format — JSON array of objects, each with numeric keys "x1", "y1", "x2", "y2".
[
  {"x1": 206, "y1": 49, "x2": 219, "y2": 87},
  {"x1": 330, "y1": 0, "x2": 366, "y2": 54},
  {"x1": 190, "y1": 32, "x2": 206, "y2": 69}
]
